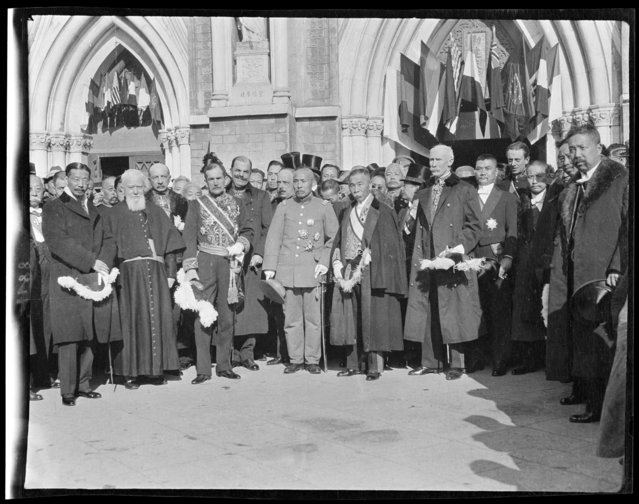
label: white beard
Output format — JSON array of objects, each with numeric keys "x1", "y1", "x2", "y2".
[{"x1": 126, "y1": 196, "x2": 146, "y2": 212}]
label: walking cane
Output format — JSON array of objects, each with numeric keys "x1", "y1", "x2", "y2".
[
  {"x1": 319, "y1": 277, "x2": 327, "y2": 373},
  {"x1": 108, "y1": 341, "x2": 116, "y2": 392}
]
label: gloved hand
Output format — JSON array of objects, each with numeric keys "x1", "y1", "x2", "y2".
[
  {"x1": 332, "y1": 261, "x2": 344, "y2": 281},
  {"x1": 250, "y1": 254, "x2": 263, "y2": 269},
  {"x1": 227, "y1": 242, "x2": 244, "y2": 257},
  {"x1": 167, "y1": 278, "x2": 176, "y2": 289},
  {"x1": 185, "y1": 269, "x2": 199, "y2": 283},
  {"x1": 263, "y1": 270, "x2": 275, "y2": 280},
  {"x1": 314, "y1": 264, "x2": 328, "y2": 279},
  {"x1": 499, "y1": 256, "x2": 513, "y2": 279}
]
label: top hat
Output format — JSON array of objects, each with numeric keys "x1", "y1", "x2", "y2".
[
  {"x1": 402, "y1": 163, "x2": 430, "y2": 186},
  {"x1": 43, "y1": 166, "x2": 63, "y2": 182},
  {"x1": 570, "y1": 279, "x2": 613, "y2": 326},
  {"x1": 29, "y1": 162, "x2": 36, "y2": 175},
  {"x1": 281, "y1": 152, "x2": 302, "y2": 169},
  {"x1": 365, "y1": 163, "x2": 381, "y2": 173},
  {"x1": 260, "y1": 278, "x2": 286, "y2": 304},
  {"x1": 372, "y1": 167, "x2": 386, "y2": 179},
  {"x1": 302, "y1": 154, "x2": 323, "y2": 176}
]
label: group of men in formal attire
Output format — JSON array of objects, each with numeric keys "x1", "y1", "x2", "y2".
[{"x1": 21, "y1": 123, "x2": 628, "y2": 457}]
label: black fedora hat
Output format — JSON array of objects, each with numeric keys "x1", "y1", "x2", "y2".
[
  {"x1": 366, "y1": 162, "x2": 381, "y2": 173},
  {"x1": 302, "y1": 154, "x2": 323, "y2": 176},
  {"x1": 281, "y1": 152, "x2": 302, "y2": 169},
  {"x1": 260, "y1": 278, "x2": 286, "y2": 304},
  {"x1": 402, "y1": 163, "x2": 430, "y2": 186},
  {"x1": 570, "y1": 279, "x2": 613, "y2": 326}
]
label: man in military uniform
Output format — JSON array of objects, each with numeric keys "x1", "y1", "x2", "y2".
[{"x1": 263, "y1": 167, "x2": 339, "y2": 374}]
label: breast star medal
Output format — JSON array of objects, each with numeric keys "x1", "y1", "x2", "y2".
[{"x1": 486, "y1": 218, "x2": 498, "y2": 231}]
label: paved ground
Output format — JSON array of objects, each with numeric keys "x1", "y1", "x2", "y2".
[{"x1": 21, "y1": 361, "x2": 623, "y2": 492}]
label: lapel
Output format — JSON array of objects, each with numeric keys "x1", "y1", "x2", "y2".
[
  {"x1": 434, "y1": 183, "x2": 452, "y2": 218},
  {"x1": 417, "y1": 189, "x2": 432, "y2": 227},
  {"x1": 88, "y1": 201, "x2": 100, "y2": 225},
  {"x1": 60, "y1": 192, "x2": 90, "y2": 220},
  {"x1": 481, "y1": 186, "x2": 502, "y2": 221},
  {"x1": 362, "y1": 200, "x2": 380, "y2": 247}
]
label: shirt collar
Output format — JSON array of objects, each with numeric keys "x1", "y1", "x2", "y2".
[
  {"x1": 356, "y1": 193, "x2": 374, "y2": 210},
  {"x1": 531, "y1": 188, "x2": 546, "y2": 206},
  {"x1": 576, "y1": 160, "x2": 601, "y2": 184},
  {"x1": 477, "y1": 183, "x2": 494, "y2": 194},
  {"x1": 436, "y1": 171, "x2": 451, "y2": 183},
  {"x1": 295, "y1": 193, "x2": 313, "y2": 204},
  {"x1": 30, "y1": 206, "x2": 42, "y2": 215}
]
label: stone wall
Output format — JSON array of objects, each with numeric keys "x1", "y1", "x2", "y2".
[
  {"x1": 293, "y1": 117, "x2": 341, "y2": 167},
  {"x1": 188, "y1": 17, "x2": 213, "y2": 116}
]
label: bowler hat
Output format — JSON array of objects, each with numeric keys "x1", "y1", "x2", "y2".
[
  {"x1": 402, "y1": 163, "x2": 430, "y2": 186},
  {"x1": 281, "y1": 152, "x2": 302, "y2": 169},
  {"x1": 302, "y1": 154, "x2": 323, "y2": 177},
  {"x1": 260, "y1": 278, "x2": 286, "y2": 304},
  {"x1": 570, "y1": 279, "x2": 612, "y2": 326}
]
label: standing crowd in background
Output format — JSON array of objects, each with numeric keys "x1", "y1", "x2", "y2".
[{"x1": 18, "y1": 123, "x2": 629, "y2": 465}]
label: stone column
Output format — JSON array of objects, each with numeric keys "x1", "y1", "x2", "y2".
[
  {"x1": 176, "y1": 127, "x2": 192, "y2": 178},
  {"x1": 49, "y1": 134, "x2": 69, "y2": 170},
  {"x1": 211, "y1": 17, "x2": 232, "y2": 107},
  {"x1": 366, "y1": 117, "x2": 384, "y2": 165},
  {"x1": 159, "y1": 130, "x2": 172, "y2": 172},
  {"x1": 341, "y1": 120, "x2": 353, "y2": 171},
  {"x1": 29, "y1": 132, "x2": 50, "y2": 177},
  {"x1": 342, "y1": 116, "x2": 368, "y2": 167},
  {"x1": 270, "y1": 18, "x2": 290, "y2": 104},
  {"x1": 168, "y1": 131, "x2": 181, "y2": 176}
]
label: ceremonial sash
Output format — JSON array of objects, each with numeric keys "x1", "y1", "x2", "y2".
[
  {"x1": 198, "y1": 194, "x2": 238, "y2": 243},
  {"x1": 348, "y1": 206, "x2": 365, "y2": 245}
]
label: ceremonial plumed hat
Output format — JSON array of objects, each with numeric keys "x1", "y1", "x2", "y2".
[
  {"x1": 281, "y1": 152, "x2": 302, "y2": 169},
  {"x1": 260, "y1": 278, "x2": 286, "y2": 304},
  {"x1": 570, "y1": 279, "x2": 612, "y2": 326}
]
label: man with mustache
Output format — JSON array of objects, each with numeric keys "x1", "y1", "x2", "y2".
[
  {"x1": 42, "y1": 162, "x2": 117, "y2": 406},
  {"x1": 107, "y1": 169, "x2": 185, "y2": 389},
  {"x1": 227, "y1": 155, "x2": 273, "y2": 368},
  {"x1": 99, "y1": 176, "x2": 121, "y2": 209}
]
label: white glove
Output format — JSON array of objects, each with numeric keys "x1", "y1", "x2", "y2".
[
  {"x1": 167, "y1": 278, "x2": 176, "y2": 289},
  {"x1": 314, "y1": 264, "x2": 328, "y2": 279},
  {"x1": 250, "y1": 254, "x2": 263, "y2": 269},
  {"x1": 185, "y1": 269, "x2": 199, "y2": 282},
  {"x1": 227, "y1": 242, "x2": 244, "y2": 257},
  {"x1": 332, "y1": 261, "x2": 344, "y2": 280},
  {"x1": 263, "y1": 270, "x2": 275, "y2": 280}
]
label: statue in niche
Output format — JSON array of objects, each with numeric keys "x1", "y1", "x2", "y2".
[{"x1": 235, "y1": 17, "x2": 268, "y2": 42}]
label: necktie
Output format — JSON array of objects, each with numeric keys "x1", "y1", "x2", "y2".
[
  {"x1": 570, "y1": 184, "x2": 585, "y2": 238},
  {"x1": 430, "y1": 178, "x2": 444, "y2": 222}
]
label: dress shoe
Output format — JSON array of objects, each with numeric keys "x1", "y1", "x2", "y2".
[
  {"x1": 337, "y1": 369, "x2": 362, "y2": 377},
  {"x1": 511, "y1": 362, "x2": 536, "y2": 375},
  {"x1": 256, "y1": 355, "x2": 268, "y2": 361},
  {"x1": 283, "y1": 363, "x2": 304, "y2": 374},
  {"x1": 62, "y1": 394, "x2": 76, "y2": 406},
  {"x1": 179, "y1": 358, "x2": 194, "y2": 371},
  {"x1": 216, "y1": 370, "x2": 241, "y2": 379},
  {"x1": 267, "y1": 357, "x2": 282, "y2": 366},
  {"x1": 569, "y1": 411, "x2": 601, "y2": 423},
  {"x1": 124, "y1": 379, "x2": 140, "y2": 390},
  {"x1": 492, "y1": 364, "x2": 508, "y2": 377},
  {"x1": 191, "y1": 374, "x2": 212, "y2": 385},
  {"x1": 408, "y1": 367, "x2": 439, "y2": 375},
  {"x1": 465, "y1": 360, "x2": 485, "y2": 374},
  {"x1": 77, "y1": 390, "x2": 102, "y2": 399},
  {"x1": 30, "y1": 391, "x2": 43, "y2": 401},
  {"x1": 445, "y1": 368, "x2": 465, "y2": 380},
  {"x1": 366, "y1": 372, "x2": 381, "y2": 381},
  {"x1": 241, "y1": 360, "x2": 259, "y2": 371},
  {"x1": 560, "y1": 394, "x2": 585, "y2": 405},
  {"x1": 306, "y1": 364, "x2": 321, "y2": 374},
  {"x1": 231, "y1": 360, "x2": 242, "y2": 368}
]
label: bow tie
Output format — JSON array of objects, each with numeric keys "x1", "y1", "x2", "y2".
[{"x1": 30, "y1": 207, "x2": 42, "y2": 215}]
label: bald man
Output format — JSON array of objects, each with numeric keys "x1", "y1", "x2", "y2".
[{"x1": 403, "y1": 144, "x2": 482, "y2": 380}]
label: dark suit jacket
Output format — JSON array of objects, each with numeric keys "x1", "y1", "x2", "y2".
[
  {"x1": 471, "y1": 185, "x2": 518, "y2": 260},
  {"x1": 146, "y1": 189, "x2": 188, "y2": 221}
]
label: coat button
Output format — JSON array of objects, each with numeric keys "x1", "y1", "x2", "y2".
[{"x1": 449, "y1": 223, "x2": 453, "y2": 227}]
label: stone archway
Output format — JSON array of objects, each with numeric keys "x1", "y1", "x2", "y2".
[
  {"x1": 28, "y1": 15, "x2": 192, "y2": 178},
  {"x1": 338, "y1": 17, "x2": 625, "y2": 168}
]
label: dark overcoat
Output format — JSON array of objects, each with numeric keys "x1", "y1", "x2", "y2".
[
  {"x1": 231, "y1": 185, "x2": 273, "y2": 336},
  {"x1": 42, "y1": 192, "x2": 120, "y2": 346},
  {"x1": 330, "y1": 197, "x2": 408, "y2": 351},
  {"x1": 560, "y1": 157, "x2": 628, "y2": 378},
  {"x1": 404, "y1": 174, "x2": 483, "y2": 345}
]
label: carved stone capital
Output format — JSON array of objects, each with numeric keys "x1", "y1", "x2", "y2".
[
  {"x1": 158, "y1": 130, "x2": 170, "y2": 151},
  {"x1": 49, "y1": 134, "x2": 69, "y2": 152},
  {"x1": 167, "y1": 130, "x2": 178, "y2": 148},
  {"x1": 341, "y1": 116, "x2": 368, "y2": 137},
  {"x1": 366, "y1": 117, "x2": 384, "y2": 137},
  {"x1": 175, "y1": 127, "x2": 190, "y2": 146},
  {"x1": 588, "y1": 104, "x2": 620, "y2": 127},
  {"x1": 29, "y1": 133, "x2": 50, "y2": 150},
  {"x1": 67, "y1": 135, "x2": 94, "y2": 154}
]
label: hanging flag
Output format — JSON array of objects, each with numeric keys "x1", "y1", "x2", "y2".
[
  {"x1": 111, "y1": 69, "x2": 121, "y2": 105},
  {"x1": 398, "y1": 54, "x2": 434, "y2": 148},
  {"x1": 486, "y1": 26, "x2": 505, "y2": 132},
  {"x1": 440, "y1": 45, "x2": 460, "y2": 137},
  {"x1": 527, "y1": 44, "x2": 561, "y2": 145},
  {"x1": 127, "y1": 73, "x2": 137, "y2": 106},
  {"x1": 382, "y1": 69, "x2": 431, "y2": 159},
  {"x1": 449, "y1": 33, "x2": 463, "y2": 94},
  {"x1": 138, "y1": 73, "x2": 150, "y2": 109},
  {"x1": 419, "y1": 41, "x2": 444, "y2": 138},
  {"x1": 149, "y1": 78, "x2": 163, "y2": 124},
  {"x1": 459, "y1": 47, "x2": 488, "y2": 138},
  {"x1": 501, "y1": 34, "x2": 535, "y2": 140},
  {"x1": 86, "y1": 77, "x2": 100, "y2": 115}
]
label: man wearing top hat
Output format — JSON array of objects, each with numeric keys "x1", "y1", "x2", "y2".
[
  {"x1": 466, "y1": 154, "x2": 518, "y2": 377},
  {"x1": 558, "y1": 124, "x2": 628, "y2": 423},
  {"x1": 330, "y1": 167, "x2": 408, "y2": 380},
  {"x1": 263, "y1": 166, "x2": 339, "y2": 374}
]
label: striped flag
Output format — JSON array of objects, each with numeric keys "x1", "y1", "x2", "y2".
[
  {"x1": 440, "y1": 43, "x2": 460, "y2": 136},
  {"x1": 449, "y1": 33, "x2": 463, "y2": 94},
  {"x1": 419, "y1": 41, "x2": 444, "y2": 138},
  {"x1": 527, "y1": 43, "x2": 561, "y2": 145},
  {"x1": 501, "y1": 34, "x2": 535, "y2": 140},
  {"x1": 486, "y1": 26, "x2": 505, "y2": 130},
  {"x1": 111, "y1": 69, "x2": 121, "y2": 105}
]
